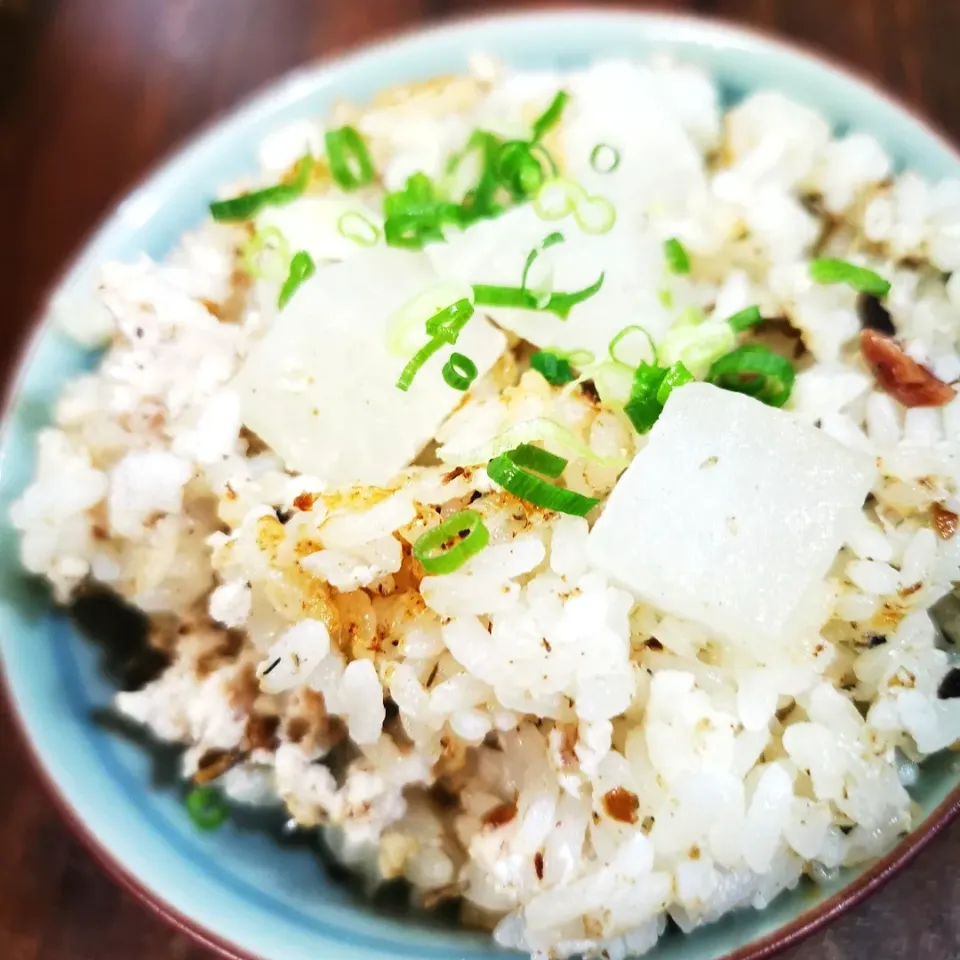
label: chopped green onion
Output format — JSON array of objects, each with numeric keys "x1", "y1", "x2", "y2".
[
  {"x1": 442, "y1": 352, "x2": 478, "y2": 391},
  {"x1": 590, "y1": 143, "x2": 621, "y2": 174},
  {"x1": 337, "y1": 211, "x2": 380, "y2": 247},
  {"x1": 664, "y1": 237, "x2": 691, "y2": 275},
  {"x1": 574, "y1": 195, "x2": 616, "y2": 235},
  {"x1": 385, "y1": 283, "x2": 474, "y2": 358},
  {"x1": 726, "y1": 304, "x2": 763, "y2": 333},
  {"x1": 324, "y1": 125, "x2": 375, "y2": 191},
  {"x1": 659, "y1": 322, "x2": 735, "y2": 378},
  {"x1": 809, "y1": 258, "x2": 891, "y2": 298},
  {"x1": 396, "y1": 298, "x2": 477, "y2": 391},
  {"x1": 425, "y1": 298, "x2": 475, "y2": 343},
  {"x1": 241, "y1": 226, "x2": 291, "y2": 280},
  {"x1": 413, "y1": 509, "x2": 489, "y2": 575},
  {"x1": 521, "y1": 231, "x2": 565, "y2": 306},
  {"x1": 487, "y1": 444, "x2": 599, "y2": 517},
  {"x1": 531, "y1": 91, "x2": 569, "y2": 142},
  {"x1": 457, "y1": 131, "x2": 507, "y2": 224},
  {"x1": 706, "y1": 345, "x2": 796, "y2": 408},
  {"x1": 440, "y1": 417, "x2": 625, "y2": 469},
  {"x1": 590, "y1": 360, "x2": 635, "y2": 406},
  {"x1": 534, "y1": 177, "x2": 584, "y2": 221},
  {"x1": 186, "y1": 786, "x2": 228, "y2": 831},
  {"x1": 564, "y1": 348, "x2": 596, "y2": 367},
  {"x1": 609, "y1": 325, "x2": 657, "y2": 367},
  {"x1": 278, "y1": 251, "x2": 316, "y2": 309},
  {"x1": 655, "y1": 362, "x2": 694, "y2": 405},
  {"x1": 624, "y1": 363, "x2": 670, "y2": 434},
  {"x1": 496, "y1": 140, "x2": 555, "y2": 201},
  {"x1": 473, "y1": 271, "x2": 604, "y2": 321},
  {"x1": 658, "y1": 288, "x2": 674, "y2": 308},
  {"x1": 383, "y1": 172, "x2": 462, "y2": 249},
  {"x1": 396, "y1": 337, "x2": 446, "y2": 392},
  {"x1": 531, "y1": 350, "x2": 574, "y2": 385},
  {"x1": 210, "y1": 154, "x2": 313, "y2": 222}
]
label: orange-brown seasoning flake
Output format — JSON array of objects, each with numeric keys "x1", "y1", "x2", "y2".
[
  {"x1": 602, "y1": 787, "x2": 640, "y2": 825},
  {"x1": 931, "y1": 502, "x2": 959, "y2": 540}
]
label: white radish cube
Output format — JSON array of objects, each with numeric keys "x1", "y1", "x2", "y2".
[
  {"x1": 427, "y1": 205, "x2": 672, "y2": 361},
  {"x1": 233, "y1": 247, "x2": 505, "y2": 487},
  {"x1": 587, "y1": 383, "x2": 877, "y2": 648}
]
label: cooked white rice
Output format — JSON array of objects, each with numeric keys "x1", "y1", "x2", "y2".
[{"x1": 13, "y1": 53, "x2": 960, "y2": 959}]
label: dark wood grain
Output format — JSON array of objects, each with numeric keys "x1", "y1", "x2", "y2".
[{"x1": 1, "y1": 2, "x2": 960, "y2": 958}]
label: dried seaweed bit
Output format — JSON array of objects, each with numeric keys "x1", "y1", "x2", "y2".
[
  {"x1": 262, "y1": 657, "x2": 282, "y2": 676},
  {"x1": 857, "y1": 292, "x2": 895, "y2": 336},
  {"x1": 937, "y1": 668, "x2": 960, "y2": 700},
  {"x1": 533, "y1": 851, "x2": 544, "y2": 880},
  {"x1": 867, "y1": 634, "x2": 888, "y2": 648}
]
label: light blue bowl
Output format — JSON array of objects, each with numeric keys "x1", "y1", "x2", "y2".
[{"x1": 2, "y1": 11, "x2": 959, "y2": 960}]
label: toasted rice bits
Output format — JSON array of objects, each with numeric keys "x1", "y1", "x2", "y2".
[{"x1": 13, "y1": 55, "x2": 960, "y2": 960}]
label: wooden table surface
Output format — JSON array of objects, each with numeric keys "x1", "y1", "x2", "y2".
[{"x1": 2, "y1": 1, "x2": 960, "y2": 958}]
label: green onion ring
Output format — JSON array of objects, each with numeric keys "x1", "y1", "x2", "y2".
[
  {"x1": 278, "y1": 251, "x2": 316, "y2": 309},
  {"x1": 609, "y1": 325, "x2": 658, "y2": 366},
  {"x1": 413, "y1": 509, "x2": 490, "y2": 575},
  {"x1": 574, "y1": 194, "x2": 617, "y2": 235},
  {"x1": 706, "y1": 344, "x2": 796, "y2": 408},
  {"x1": 473, "y1": 271, "x2": 603, "y2": 321},
  {"x1": 590, "y1": 143, "x2": 621, "y2": 174},
  {"x1": 210, "y1": 154, "x2": 313, "y2": 222},
  {"x1": 186, "y1": 786, "x2": 229, "y2": 831},
  {"x1": 324, "y1": 126, "x2": 375, "y2": 191},
  {"x1": 337, "y1": 211, "x2": 381, "y2": 247},
  {"x1": 487, "y1": 444, "x2": 599, "y2": 517},
  {"x1": 442, "y1": 352, "x2": 478, "y2": 391},
  {"x1": 533, "y1": 177, "x2": 584, "y2": 221}
]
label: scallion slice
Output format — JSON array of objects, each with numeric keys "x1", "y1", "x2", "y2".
[
  {"x1": 809, "y1": 258, "x2": 891, "y2": 298},
  {"x1": 530, "y1": 350, "x2": 574, "y2": 386},
  {"x1": 278, "y1": 251, "x2": 316, "y2": 309},
  {"x1": 706, "y1": 344, "x2": 796, "y2": 407},
  {"x1": 487, "y1": 444, "x2": 599, "y2": 517},
  {"x1": 442, "y1": 352, "x2": 478, "y2": 391},
  {"x1": 659, "y1": 322, "x2": 735, "y2": 378},
  {"x1": 337, "y1": 211, "x2": 380, "y2": 247},
  {"x1": 609, "y1": 325, "x2": 657, "y2": 367},
  {"x1": 186, "y1": 786, "x2": 228, "y2": 831},
  {"x1": 574, "y1": 195, "x2": 616, "y2": 235},
  {"x1": 413, "y1": 509, "x2": 489, "y2": 575},
  {"x1": 241, "y1": 226, "x2": 291, "y2": 280},
  {"x1": 325, "y1": 125, "x2": 375, "y2": 191},
  {"x1": 210, "y1": 154, "x2": 313, "y2": 222},
  {"x1": 383, "y1": 172, "x2": 462, "y2": 249},
  {"x1": 439, "y1": 416, "x2": 624, "y2": 470},
  {"x1": 396, "y1": 298, "x2": 476, "y2": 391},
  {"x1": 726, "y1": 304, "x2": 763, "y2": 333},
  {"x1": 655, "y1": 361, "x2": 694, "y2": 406},
  {"x1": 425, "y1": 297, "x2": 475, "y2": 343},
  {"x1": 496, "y1": 140, "x2": 555, "y2": 201},
  {"x1": 624, "y1": 363, "x2": 670, "y2": 435},
  {"x1": 521, "y1": 231, "x2": 565, "y2": 306},
  {"x1": 473, "y1": 271, "x2": 604, "y2": 321},
  {"x1": 590, "y1": 143, "x2": 621, "y2": 174},
  {"x1": 533, "y1": 177, "x2": 584, "y2": 221},
  {"x1": 531, "y1": 91, "x2": 569, "y2": 142},
  {"x1": 396, "y1": 337, "x2": 446, "y2": 392},
  {"x1": 664, "y1": 237, "x2": 691, "y2": 275}
]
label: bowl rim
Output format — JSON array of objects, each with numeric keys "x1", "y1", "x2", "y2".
[{"x1": 3, "y1": 7, "x2": 960, "y2": 960}]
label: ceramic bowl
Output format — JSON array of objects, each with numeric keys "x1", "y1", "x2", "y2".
[{"x1": 2, "y1": 10, "x2": 959, "y2": 960}]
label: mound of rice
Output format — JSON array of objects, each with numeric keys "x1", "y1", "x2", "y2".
[{"x1": 13, "y1": 53, "x2": 960, "y2": 959}]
